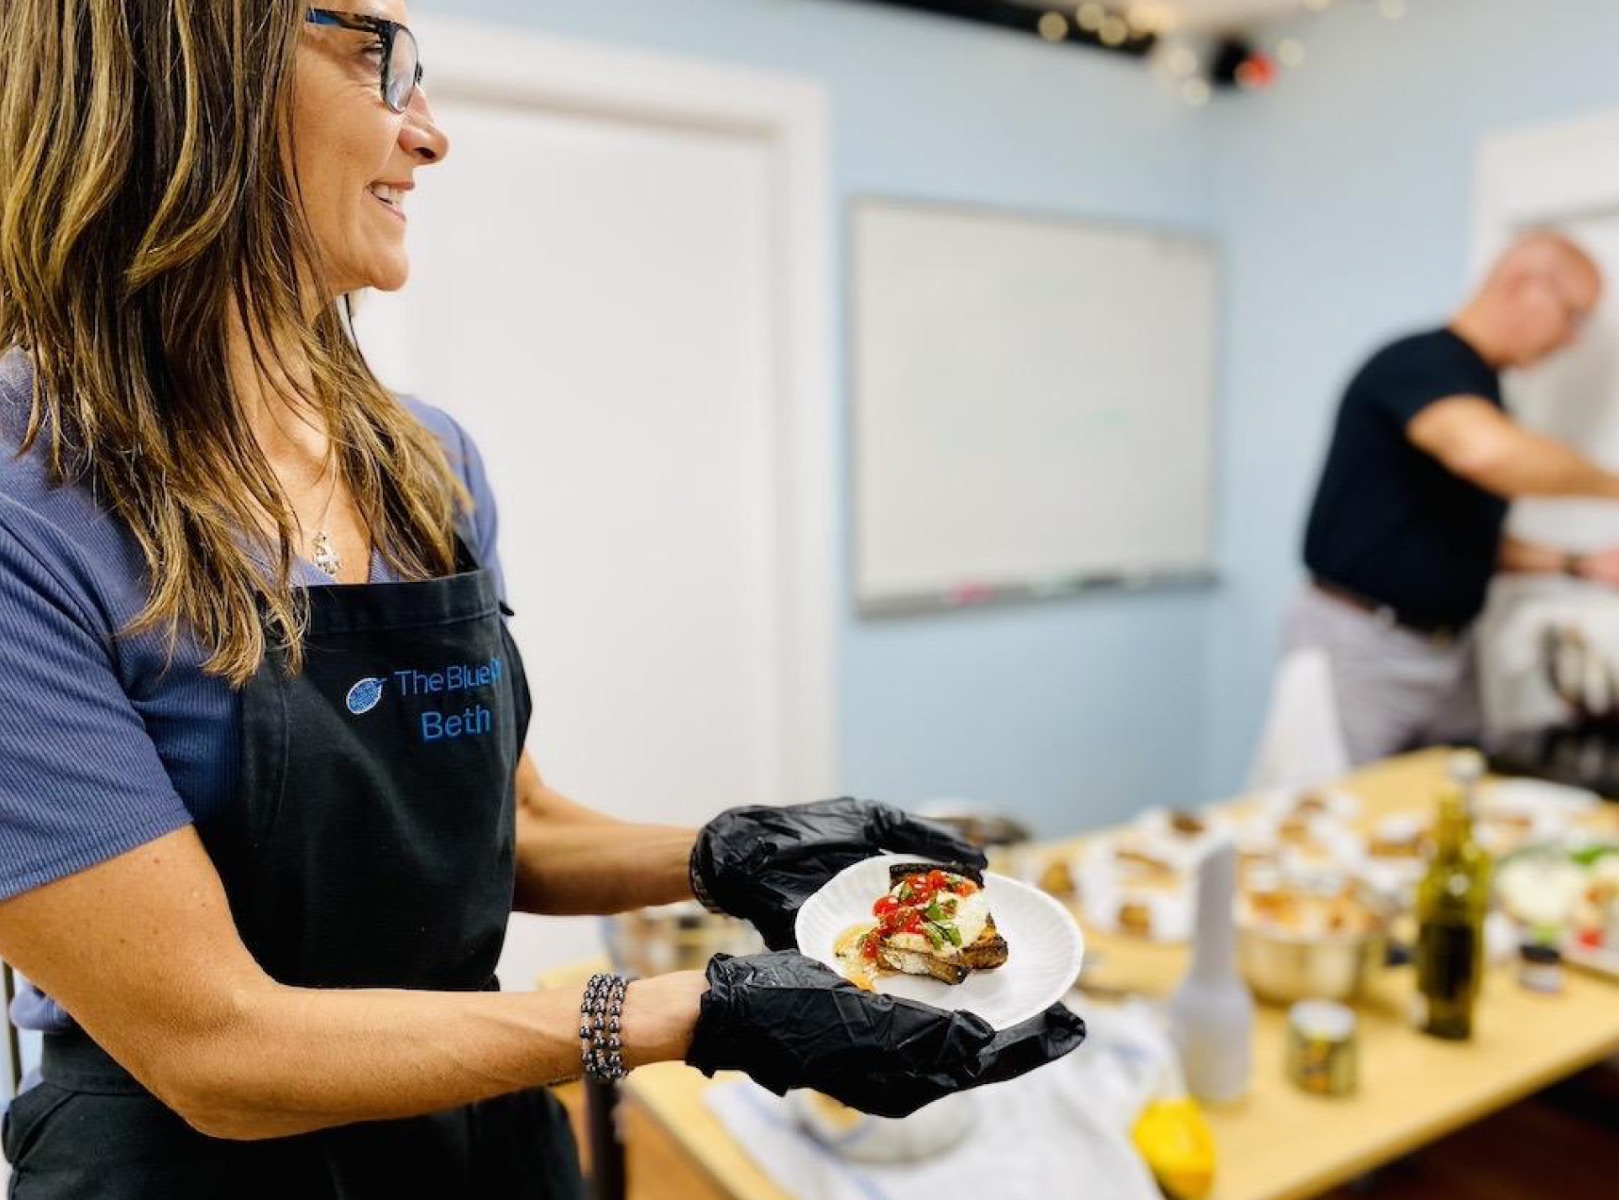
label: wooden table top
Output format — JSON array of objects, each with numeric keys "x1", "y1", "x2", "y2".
[{"x1": 623, "y1": 750, "x2": 1619, "y2": 1200}]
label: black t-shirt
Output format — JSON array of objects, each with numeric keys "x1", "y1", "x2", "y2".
[{"x1": 1303, "y1": 327, "x2": 1507, "y2": 626}]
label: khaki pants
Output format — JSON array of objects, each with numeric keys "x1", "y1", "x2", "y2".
[{"x1": 1283, "y1": 586, "x2": 1483, "y2": 767}]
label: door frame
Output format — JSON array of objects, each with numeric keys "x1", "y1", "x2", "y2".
[
  {"x1": 1473, "y1": 109, "x2": 1619, "y2": 734},
  {"x1": 412, "y1": 16, "x2": 838, "y2": 800},
  {"x1": 1474, "y1": 107, "x2": 1619, "y2": 272}
]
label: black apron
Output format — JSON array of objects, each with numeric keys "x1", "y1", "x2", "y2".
[{"x1": 4, "y1": 540, "x2": 585, "y2": 1200}]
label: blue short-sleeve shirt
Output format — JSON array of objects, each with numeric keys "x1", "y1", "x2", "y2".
[{"x1": 0, "y1": 350, "x2": 506, "y2": 1031}]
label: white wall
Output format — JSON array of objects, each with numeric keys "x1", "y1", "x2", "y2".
[{"x1": 416, "y1": 0, "x2": 1219, "y2": 835}]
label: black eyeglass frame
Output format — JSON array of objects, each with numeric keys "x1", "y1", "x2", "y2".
[{"x1": 305, "y1": 9, "x2": 423, "y2": 114}]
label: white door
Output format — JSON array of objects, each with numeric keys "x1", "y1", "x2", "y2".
[
  {"x1": 1474, "y1": 111, "x2": 1619, "y2": 730},
  {"x1": 1476, "y1": 110, "x2": 1619, "y2": 547},
  {"x1": 354, "y1": 22, "x2": 836, "y2": 979}
]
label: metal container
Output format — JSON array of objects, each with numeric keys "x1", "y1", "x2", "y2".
[
  {"x1": 1237, "y1": 923, "x2": 1387, "y2": 1005},
  {"x1": 602, "y1": 901, "x2": 763, "y2": 978},
  {"x1": 1285, "y1": 999, "x2": 1359, "y2": 1097}
]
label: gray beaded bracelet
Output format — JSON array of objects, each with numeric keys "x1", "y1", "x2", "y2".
[{"x1": 580, "y1": 972, "x2": 630, "y2": 1083}]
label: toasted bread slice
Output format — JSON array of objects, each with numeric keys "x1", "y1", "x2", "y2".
[
  {"x1": 874, "y1": 914, "x2": 1008, "y2": 981},
  {"x1": 872, "y1": 862, "x2": 1009, "y2": 984},
  {"x1": 874, "y1": 943, "x2": 971, "y2": 984},
  {"x1": 959, "y1": 914, "x2": 1010, "y2": 970}
]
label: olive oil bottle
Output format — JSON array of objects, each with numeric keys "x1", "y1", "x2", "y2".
[{"x1": 1413, "y1": 757, "x2": 1492, "y2": 1040}]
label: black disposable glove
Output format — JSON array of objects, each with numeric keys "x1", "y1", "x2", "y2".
[
  {"x1": 685, "y1": 951, "x2": 1087, "y2": 1119},
  {"x1": 692, "y1": 798, "x2": 985, "y2": 950}
]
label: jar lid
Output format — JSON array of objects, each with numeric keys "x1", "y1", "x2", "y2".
[
  {"x1": 1289, "y1": 998, "x2": 1356, "y2": 1040},
  {"x1": 1520, "y1": 942, "x2": 1562, "y2": 965}
]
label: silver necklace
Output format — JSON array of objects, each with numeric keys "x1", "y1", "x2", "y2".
[{"x1": 307, "y1": 456, "x2": 344, "y2": 578}]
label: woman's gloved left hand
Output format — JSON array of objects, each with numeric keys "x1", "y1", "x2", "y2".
[{"x1": 690, "y1": 797, "x2": 985, "y2": 950}]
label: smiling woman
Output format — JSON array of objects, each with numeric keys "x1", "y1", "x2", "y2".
[{"x1": 297, "y1": 6, "x2": 443, "y2": 295}]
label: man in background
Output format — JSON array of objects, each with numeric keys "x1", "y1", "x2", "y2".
[{"x1": 1291, "y1": 231, "x2": 1619, "y2": 765}]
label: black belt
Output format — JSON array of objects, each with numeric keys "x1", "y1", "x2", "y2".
[
  {"x1": 1311, "y1": 578, "x2": 1468, "y2": 644},
  {"x1": 40, "y1": 1028, "x2": 149, "y2": 1096}
]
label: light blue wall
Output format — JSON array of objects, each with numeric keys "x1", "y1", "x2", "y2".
[
  {"x1": 1201, "y1": 0, "x2": 1619, "y2": 795},
  {"x1": 416, "y1": 0, "x2": 1219, "y2": 836}
]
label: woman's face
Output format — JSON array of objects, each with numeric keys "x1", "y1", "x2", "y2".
[{"x1": 292, "y1": 2, "x2": 449, "y2": 297}]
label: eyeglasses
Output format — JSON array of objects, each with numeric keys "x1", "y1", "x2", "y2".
[
  {"x1": 1533, "y1": 271, "x2": 1596, "y2": 335},
  {"x1": 305, "y1": 9, "x2": 423, "y2": 114}
]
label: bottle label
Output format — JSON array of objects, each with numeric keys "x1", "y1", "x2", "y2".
[{"x1": 1418, "y1": 922, "x2": 1478, "y2": 1003}]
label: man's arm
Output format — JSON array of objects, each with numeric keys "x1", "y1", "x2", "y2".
[
  {"x1": 1501, "y1": 534, "x2": 1619, "y2": 586},
  {"x1": 511, "y1": 751, "x2": 697, "y2": 915},
  {"x1": 1407, "y1": 396, "x2": 1619, "y2": 500}
]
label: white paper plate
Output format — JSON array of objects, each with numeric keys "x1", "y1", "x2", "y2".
[{"x1": 794, "y1": 854, "x2": 1084, "y2": 1030}]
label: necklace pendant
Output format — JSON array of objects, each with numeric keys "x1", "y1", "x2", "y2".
[{"x1": 311, "y1": 530, "x2": 344, "y2": 577}]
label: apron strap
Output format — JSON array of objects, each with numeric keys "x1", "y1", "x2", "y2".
[{"x1": 2, "y1": 961, "x2": 19, "y2": 1098}]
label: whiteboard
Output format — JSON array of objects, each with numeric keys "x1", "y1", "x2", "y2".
[{"x1": 851, "y1": 199, "x2": 1219, "y2": 614}]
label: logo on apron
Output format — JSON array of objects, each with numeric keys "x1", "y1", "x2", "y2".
[{"x1": 346, "y1": 676, "x2": 387, "y2": 715}]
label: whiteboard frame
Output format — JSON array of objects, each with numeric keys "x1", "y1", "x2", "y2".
[{"x1": 846, "y1": 195, "x2": 1223, "y2": 618}]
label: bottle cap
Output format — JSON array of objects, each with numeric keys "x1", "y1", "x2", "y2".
[
  {"x1": 1448, "y1": 749, "x2": 1485, "y2": 784},
  {"x1": 1520, "y1": 942, "x2": 1562, "y2": 965}
]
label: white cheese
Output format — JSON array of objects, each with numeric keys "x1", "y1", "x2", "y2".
[{"x1": 953, "y1": 889, "x2": 990, "y2": 948}]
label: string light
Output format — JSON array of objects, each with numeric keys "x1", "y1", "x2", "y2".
[
  {"x1": 1181, "y1": 77, "x2": 1211, "y2": 107},
  {"x1": 1038, "y1": 10, "x2": 1071, "y2": 40},
  {"x1": 1126, "y1": 3, "x2": 1174, "y2": 35},
  {"x1": 1277, "y1": 37, "x2": 1306, "y2": 67},
  {"x1": 1234, "y1": 50, "x2": 1277, "y2": 90},
  {"x1": 1075, "y1": 2, "x2": 1107, "y2": 32},
  {"x1": 1099, "y1": 14, "x2": 1130, "y2": 45},
  {"x1": 1164, "y1": 44, "x2": 1200, "y2": 77}
]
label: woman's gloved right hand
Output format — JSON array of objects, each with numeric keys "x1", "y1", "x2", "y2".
[{"x1": 684, "y1": 951, "x2": 1086, "y2": 1119}]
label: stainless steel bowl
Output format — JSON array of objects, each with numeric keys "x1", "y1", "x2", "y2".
[
  {"x1": 1237, "y1": 923, "x2": 1387, "y2": 1005},
  {"x1": 602, "y1": 902, "x2": 763, "y2": 978}
]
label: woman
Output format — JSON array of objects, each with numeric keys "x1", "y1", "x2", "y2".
[{"x1": 0, "y1": 3, "x2": 1084, "y2": 1196}]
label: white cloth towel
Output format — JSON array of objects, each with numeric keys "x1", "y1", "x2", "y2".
[
  {"x1": 703, "y1": 1001, "x2": 1170, "y2": 1200},
  {"x1": 1245, "y1": 647, "x2": 1351, "y2": 792},
  {"x1": 1479, "y1": 577, "x2": 1619, "y2": 731}
]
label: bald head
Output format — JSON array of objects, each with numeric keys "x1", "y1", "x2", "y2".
[
  {"x1": 1458, "y1": 231, "x2": 1603, "y2": 368},
  {"x1": 1482, "y1": 230, "x2": 1601, "y2": 296}
]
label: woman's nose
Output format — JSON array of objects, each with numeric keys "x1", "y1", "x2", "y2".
[{"x1": 401, "y1": 88, "x2": 450, "y2": 165}]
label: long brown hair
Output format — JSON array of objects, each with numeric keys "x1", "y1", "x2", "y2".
[{"x1": 0, "y1": 0, "x2": 466, "y2": 684}]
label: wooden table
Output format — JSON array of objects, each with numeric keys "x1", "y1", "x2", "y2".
[{"x1": 623, "y1": 750, "x2": 1619, "y2": 1200}]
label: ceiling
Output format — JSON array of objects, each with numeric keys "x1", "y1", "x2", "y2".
[{"x1": 1006, "y1": 0, "x2": 1307, "y2": 31}]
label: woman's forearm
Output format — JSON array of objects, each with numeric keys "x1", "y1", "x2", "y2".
[
  {"x1": 165, "y1": 971, "x2": 705, "y2": 1141},
  {"x1": 508, "y1": 752, "x2": 698, "y2": 914},
  {"x1": 513, "y1": 813, "x2": 696, "y2": 914}
]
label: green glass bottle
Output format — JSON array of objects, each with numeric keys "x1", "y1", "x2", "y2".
[{"x1": 1413, "y1": 763, "x2": 1492, "y2": 1040}]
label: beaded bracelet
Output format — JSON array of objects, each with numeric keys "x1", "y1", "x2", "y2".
[{"x1": 580, "y1": 972, "x2": 630, "y2": 1083}]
